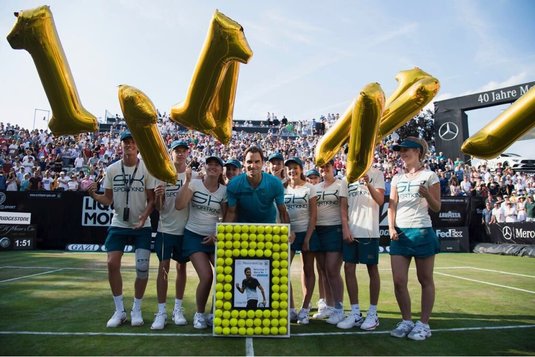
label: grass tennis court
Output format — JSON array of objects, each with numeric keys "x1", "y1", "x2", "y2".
[{"x1": 0, "y1": 251, "x2": 534, "y2": 356}]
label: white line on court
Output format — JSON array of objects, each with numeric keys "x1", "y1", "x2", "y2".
[
  {"x1": 245, "y1": 337, "x2": 254, "y2": 356},
  {"x1": 0, "y1": 268, "x2": 65, "y2": 283},
  {"x1": 1, "y1": 324, "x2": 533, "y2": 338},
  {"x1": 435, "y1": 271, "x2": 535, "y2": 294},
  {"x1": 467, "y1": 267, "x2": 535, "y2": 279}
]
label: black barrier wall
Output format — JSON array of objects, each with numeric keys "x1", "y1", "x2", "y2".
[{"x1": 1, "y1": 191, "x2": 533, "y2": 251}]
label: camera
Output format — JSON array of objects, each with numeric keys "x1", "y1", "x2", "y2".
[{"x1": 123, "y1": 207, "x2": 130, "y2": 221}]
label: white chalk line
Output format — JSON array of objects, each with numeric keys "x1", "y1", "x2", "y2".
[
  {"x1": 0, "y1": 268, "x2": 65, "y2": 283},
  {"x1": 245, "y1": 337, "x2": 254, "y2": 356},
  {"x1": 435, "y1": 271, "x2": 535, "y2": 294},
  {"x1": 0, "y1": 324, "x2": 533, "y2": 338}
]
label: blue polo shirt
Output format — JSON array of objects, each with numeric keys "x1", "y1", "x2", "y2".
[{"x1": 227, "y1": 172, "x2": 285, "y2": 223}]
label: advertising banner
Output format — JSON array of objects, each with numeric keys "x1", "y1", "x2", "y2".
[
  {"x1": 213, "y1": 223, "x2": 290, "y2": 338},
  {"x1": 489, "y1": 223, "x2": 535, "y2": 244},
  {"x1": 0, "y1": 224, "x2": 37, "y2": 250}
]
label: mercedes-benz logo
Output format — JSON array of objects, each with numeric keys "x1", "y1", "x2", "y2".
[
  {"x1": 502, "y1": 226, "x2": 513, "y2": 240},
  {"x1": 438, "y1": 122, "x2": 460, "y2": 141},
  {"x1": 0, "y1": 192, "x2": 6, "y2": 205},
  {"x1": 0, "y1": 237, "x2": 10, "y2": 249}
]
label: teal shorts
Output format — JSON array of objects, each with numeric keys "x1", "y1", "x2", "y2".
[
  {"x1": 105, "y1": 227, "x2": 152, "y2": 252},
  {"x1": 291, "y1": 231, "x2": 320, "y2": 252},
  {"x1": 315, "y1": 225, "x2": 343, "y2": 252},
  {"x1": 154, "y1": 232, "x2": 187, "y2": 263},
  {"x1": 182, "y1": 229, "x2": 215, "y2": 258},
  {"x1": 342, "y1": 238, "x2": 379, "y2": 265},
  {"x1": 389, "y1": 227, "x2": 440, "y2": 258}
]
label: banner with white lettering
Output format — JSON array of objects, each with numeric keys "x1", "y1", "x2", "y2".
[
  {"x1": 489, "y1": 223, "x2": 535, "y2": 244},
  {"x1": 81, "y1": 197, "x2": 114, "y2": 226},
  {"x1": 0, "y1": 212, "x2": 31, "y2": 225}
]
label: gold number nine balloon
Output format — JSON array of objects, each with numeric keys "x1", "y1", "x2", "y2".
[
  {"x1": 6, "y1": 5, "x2": 98, "y2": 136},
  {"x1": 119, "y1": 85, "x2": 177, "y2": 184},
  {"x1": 170, "y1": 10, "x2": 253, "y2": 139},
  {"x1": 461, "y1": 85, "x2": 535, "y2": 159},
  {"x1": 346, "y1": 83, "x2": 385, "y2": 183}
]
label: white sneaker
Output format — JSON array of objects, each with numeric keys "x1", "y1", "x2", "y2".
[
  {"x1": 317, "y1": 298, "x2": 327, "y2": 311},
  {"x1": 390, "y1": 320, "x2": 415, "y2": 338},
  {"x1": 173, "y1": 307, "x2": 187, "y2": 325},
  {"x1": 151, "y1": 312, "x2": 167, "y2": 330},
  {"x1": 290, "y1": 310, "x2": 298, "y2": 323},
  {"x1": 206, "y1": 313, "x2": 214, "y2": 327},
  {"x1": 296, "y1": 309, "x2": 309, "y2": 325},
  {"x1": 193, "y1": 312, "x2": 207, "y2": 329},
  {"x1": 106, "y1": 311, "x2": 126, "y2": 328},
  {"x1": 131, "y1": 309, "x2": 144, "y2": 327},
  {"x1": 326, "y1": 309, "x2": 345, "y2": 325},
  {"x1": 312, "y1": 306, "x2": 333, "y2": 319},
  {"x1": 407, "y1": 321, "x2": 432, "y2": 341},
  {"x1": 361, "y1": 313, "x2": 380, "y2": 330},
  {"x1": 336, "y1": 313, "x2": 364, "y2": 329}
]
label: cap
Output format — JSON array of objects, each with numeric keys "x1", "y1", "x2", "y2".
[
  {"x1": 284, "y1": 157, "x2": 303, "y2": 167},
  {"x1": 170, "y1": 140, "x2": 189, "y2": 150},
  {"x1": 224, "y1": 159, "x2": 242, "y2": 169},
  {"x1": 268, "y1": 152, "x2": 284, "y2": 162},
  {"x1": 306, "y1": 169, "x2": 320, "y2": 177},
  {"x1": 392, "y1": 138, "x2": 423, "y2": 151},
  {"x1": 205, "y1": 156, "x2": 224, "y2": 167},
  {"x1": 120, "y1": 130, "x2": 133, "y2": 141}
]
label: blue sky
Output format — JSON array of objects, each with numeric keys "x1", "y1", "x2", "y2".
[{"x1": 1, "y1": 0, "x2": 534, "y2": 156}]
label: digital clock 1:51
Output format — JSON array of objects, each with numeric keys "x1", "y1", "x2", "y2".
[{"x1": 14, "y1": 238, "x2": 34, "y2": 250}]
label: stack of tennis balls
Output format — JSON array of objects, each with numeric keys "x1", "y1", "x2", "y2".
[{"x1": 213, "y1": 223, "x2": 290, "y2": 337}]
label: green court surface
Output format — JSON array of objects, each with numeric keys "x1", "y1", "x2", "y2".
[{"x1": 0, "y1": 251, "x2": 534, "y2": 355}]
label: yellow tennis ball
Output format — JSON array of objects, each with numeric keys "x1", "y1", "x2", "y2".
[
  {"x1": 279, "y1": 326, "x2": 287, "y2": 335},
  {"x1": 272, "y1": 260, "x2": 280, "y2": 269},
  {"x1": 280, "y1": 260, "x2": 288, "y2": 268},
  {"x1": 272, "y1": 284, "x2": 279, "y2": 292},
  {"x1": 272, "y1": 252, "x2": 280, "y2": 261},
  {"x1": 279, "y1": 309, "x2": 288, "y2": 318},
  {"x1": 280, "y1": 268, "x2": 288, "y2": 276},
  {"x1": 233, "y1": 248, "x2": 240, "y2": 257},
  {"x1": 224, "y1": 302, "x2": 232, "y2": 310},
  {"x1": 262, "y1": 326, "x2": 270, "y2": 335},
  {"x1": 224, "y1": 291, "x2": 232, "y2": 300},
  {"x1": 245, "y1": 318, "x2": 254, "y2": 327},
  {"x1": 264, "y1": 233, "x2": 272, "y2": 241},
  {"x1": 215, "y1": 309, "x2": 223, "y2": 317},
  {"x1": 234, "y1": 225, "x2": 241, "y2": 233},
  {"x1": 241, "y1": 232, "x2": 249, "y2": 240},
  {"x1": 249, "y1": 225, "x2": 257, "y2": 233},
  {"x1": 264, "y1": 250, "x2": 272, "y2": 258},
  {"x1": 224, "y1": 283, "x2": 232, "y2": 291},
  {"x1": 272, "y1": 234, "x2": 281, "y2": 243},
  {"x1": 216, "y1": 266, "x2": 224, "y2": 274},
  {"x1": 238, "y1": 327, "x2": 246, "y2": 335},
  {"x1": 216, "y1": 257, "x2": 224, "y2": 266},
  {"x1": 280, "y1": 242, "x2": 288, "y2": 251},
  {"x1": 222, "y1": 310, "x2": 231, "y2": 319},
  {"x1": 256, "y1": 233, "x2": 264, "y2": 242},
  {"x1": 225, "y1": 257, "x2": 233, "y2": 265},
  {"x1": 230, "y1": 326, "x2": 238, "y2": 335},
  {"x1": 280, "y1": 292, "x2": 288, "y2": 301},
  {"x1": 272, "y1": 268, "x2": 280, "y2": 276},
  {"x1": 280, "y1": 226, "x2": 288, "y2": 234},
  {"x1": 215, "y1": 299, "x2": 223, "y2": 309},
  {"x1": 214, "y1": 326, "x2": 222, "y2": 335},
  {"x1": 233, "y1": 240, "x2": 241, "y2": 249},
  {"x1": 248, "y1": 248, "x2": 256, "y2": 257},
  {"x1": 263, "y1": 309, "x2": 271, "y2": 318},
  {"x1": 246, "y1": 327, "x2": 254, "y2": 336},
  {"x1": 238, "y1": 319, "x2": 246, "y2": 327},
  {"x1": 225, "y1": 250, "x2": 233, "y2": 258},
  {"x1": 272, "y1": 292, "x2": 280, "y2": 301},
  {"x1": 280, "y1": 284, "x2": 288, "y2": 293},
  {"x1": 271, "y1": 326, "x2": 279, "y2": 335},
  {"x1": 240, "y1": 248, "x2": 248, "y2": 256},
  {"x1": 265, "y1": 241, "x2": 273, "y2": 250},
  {"x1": 257, "y1": 242, "x2": 265, "y2": 250},
  {"x1": 249, "y1": 241, "x2": 257, "y2": 249},
  {"x1": 254, "y1": 318, "x2": 262, "y2": 327},
  {"x1": 279, "y1": 318, "x2": 287, "y2": 326},
  {"x1": 272, "y1": 276, "x2": 280, "y2": 285},
  {"x1": 257, "y1": 226, "x2": 265, "y2": 234},
  {"x1": 255, "y1": 309, "x2": 263, "y2": 318},
  {"x1": 216, "y1": 273, "x2": 225, "y2": 283},
  {"x1": 240, "y1": 241, "x2": 249, "y2": 249},
  {"x1": 233, "y1": 232, "x2": 241, "y2": 240},
  {"x1": 213, "y1": 317, "x2": 222, "y2": 326},
  {"x1": 280, "y1": 276, "x2": 288, "y2": 284},
  {"x1": 271, "y1": 310, "x2": 279, "y2": 318},
  {"x1": 271, "y1": 318, "x2": 279, "y2": 327},
  {"x1": 271, "y1": 300, "x2": 279, "y2": 309},
  {"x1": 225, "y1": 232, "x2": 233, "y2": 241},
  {"x1": 280, "y1": 251, "x2": 288, "y2": 260},
  {"x1": 265, "y1": 226, "x2": 273, "y2": 234},
  {"x1": 222, "y1": 327, "x2": 230, "y2": 335},
  {"x1": 241, "y1": 225, "x2": 249, "y2": 233},
  {"x1": 248, "y1": 233, "x2": 257, "y2": 241},
  {"x1": 224, "y1": 274, "x2": 232, "y2": 283},
  {"x1": 217, "y1": 225, "x2": 225, "y2": 233},
  {"x1": 231, "y1": 310, "x2": 239, "y2": 318},
  {"x1": 273, "y1": 226, "x2": 281, "y2": 234},
  {"x1": 217, "y1": 232, "x2": 225, "y2": 241},
  {"x1": 239, "y1": 310, "x2": 247, "y2": 319},
  {"x1": 224, "y1": 240, "x2": 232, "y2": 249},
  {"x1": 222, "y1": 319, "x2": 229, "y2": 327},
  {"x1": 215, "y1": 291, "x2": 224, "y2": 300},
  {"x1": 279, "y1": 301, "x2": 288, "y2": 309},
  {"x1": 230, "y1": 318, "x2": 237, "y2": 326},
  {"x1": 224, "y1": 266, "x2": 232, "y2": 274},
  {"x1": 254, "y1": 326, "x2": 263, "y2": 335},
  {"x1": 256, "y1": 249, "x2": 264, "y2": 257},
  {"x1": 225, "y1": 225, "x2": 233, "y2": 233}
]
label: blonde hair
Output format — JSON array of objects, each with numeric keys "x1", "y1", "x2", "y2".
[{"x1": 405, "y1": 136, "x2": 428, "y2": 162}]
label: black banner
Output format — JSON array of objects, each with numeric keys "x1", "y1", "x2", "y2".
[
  {"x1": 488, "y1": 223, "x2": 535, "y2": 244},
  {"x1": 0, "y1": 224, "x2": 37, "y2": 250},
  {"x1": 430, "y1": 196, "x2": 470, "y2": 227}
]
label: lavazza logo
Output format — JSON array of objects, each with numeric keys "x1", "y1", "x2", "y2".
[
  {"x1": 501, "y1": 226, "x2": 535, "y2": 240},
  {"x1": 439, "y1": 211, "x2": 461, "y2": 219},
  {"x1": 436, "y1": 228, "x2": 464, "y2": 238}
]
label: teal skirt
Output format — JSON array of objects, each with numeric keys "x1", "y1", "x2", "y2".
[{"x1": 389, "y1": 227, "x2": 440, "y2": 258}]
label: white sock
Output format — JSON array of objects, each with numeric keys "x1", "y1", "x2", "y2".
[
  {"x1": 158, "y1": 303, "x2": 166, "y2": 314},
  {"x1": 174, "y1": 298, "x2": 183, "y2": 310},
  {"x1": 113, "y1": 294, "x2": 124, "y2": 312},
  {"x1": 351, "y1": 304, "x2": 360, "y2": 315},
  {"x1": 368, "y1": 304, "x2": 377, "y2": 315},
  {"x1": 132, "y1": 297, "x2": 142, "y2": 311}
]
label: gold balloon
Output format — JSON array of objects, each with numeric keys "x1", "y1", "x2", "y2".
[
  {"x1": 461, "y1": 85, "x2": 535, "y2": 159},
  {"x1": 118, "y1": 85, "x2": 176, "y2": 184},
  {"x1": 208, "y1": 61, "x2": 240, "y2": 144},
  {"x1": 170, "y1": 10, "x2": 253, "y2": 135},
  {"x1": 384, "y1": 67, "x2": 432, "y2": 109},
  {"x1": 346, "y1": 83, "x2": 385, "y2": 183},
  {"x1": 6, "y1": 5, "x2": 98, "y2": 136},
  {"x1": 378, "y1": 76, "x2": 440, "y2": 140},
  {"x1": 314, "y1": 103, "x2": 353, "y2": 167}
]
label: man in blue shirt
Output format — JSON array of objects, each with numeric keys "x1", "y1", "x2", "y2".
[{"x1": 224, "y1": 146, "x2": 292, "y2": 230}]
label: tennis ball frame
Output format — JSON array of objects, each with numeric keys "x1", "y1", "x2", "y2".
[{"x1": 213, "y1": 223, "x2": 291, "y2": 338}]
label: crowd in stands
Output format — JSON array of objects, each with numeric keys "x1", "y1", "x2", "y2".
[{"x1": 1, "y1": 117, "x2": 534, "y2": 223}]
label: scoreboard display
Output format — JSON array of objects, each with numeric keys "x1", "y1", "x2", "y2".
[{"x1": 0, "y1": 225, "x2": 37, "y2": 251}]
